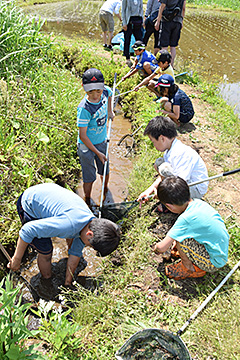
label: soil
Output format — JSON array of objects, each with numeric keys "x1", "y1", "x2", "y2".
[{"x1": 110, "y1": 71, "x2": 240, "y2": 305}]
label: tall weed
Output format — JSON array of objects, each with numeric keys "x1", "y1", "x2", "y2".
[{"x1": 0, "y1": 0, "x2": 52, "y2": 78}]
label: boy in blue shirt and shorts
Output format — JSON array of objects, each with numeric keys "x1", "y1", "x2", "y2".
[
  {"x1": 121, "y1": 41, "x2": 158, "y2": 81},
  {"x1": 8, "y1": 183, "x2": 120, "y2": 286},
  {"x1": 77, "y1": 68, "x2": 114, "y2": 206},
  {"x1": 153, "y1": 176, "x2": 229, "y2": 280}
]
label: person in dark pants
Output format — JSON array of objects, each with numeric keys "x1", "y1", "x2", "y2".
[
  {"x1": 122, "y1": 0, "x2": 143, "y2": 67},
  {"x1": 143, "y1": 0, "x2": 161, "y2": 55},
  {"x1": 155, "y1": 0, "x2": 186, "y2": 67}
]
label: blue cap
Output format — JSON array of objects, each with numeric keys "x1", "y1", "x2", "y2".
[{"x1": 155, "y1": 74, "x2": 175, "y2": 88}]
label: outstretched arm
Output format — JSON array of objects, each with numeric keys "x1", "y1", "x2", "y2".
[
  {"x1": 7, "y1": 236, "x2": 28, "y2": 271},
  {"x1": 134, "y1": 70, "x2": 156, "y2": 91},
  {"x1": 153, "y1": 235, "x2": 175, "y2": 254},
  {"x1": 137, "y1": 176, "x2": 162, "y2": 202}
]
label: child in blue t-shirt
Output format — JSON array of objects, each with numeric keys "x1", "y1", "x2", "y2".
[
  {"x1": 153, "y1": 176, "x2": 229, "y2": 280},
  {"x1": 121, "y1": 40, "x2": 158, "y2": 81},
  {"x1": 77, "y1": 68, "x2": 114, "y2": 206}
]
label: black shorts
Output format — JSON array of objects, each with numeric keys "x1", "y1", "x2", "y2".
[{"x1": 158, "y1": 21, "x2": 182, "y2": 48}]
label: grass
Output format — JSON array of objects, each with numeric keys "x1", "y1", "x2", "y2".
[
  {"x1": 0, "y1": 1, "x2": 240, "y2": 359},
  {"x1": 19, "y1": 0, "x2": 240, "y2": 12}
]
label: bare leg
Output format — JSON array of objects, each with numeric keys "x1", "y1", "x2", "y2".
[
  {"x1": 170, "y1": 46, "x2": 176, "y2": 67},
  {"x1": 103, "y1": 31, "x2": 108, "y2": 45},
  {"x1": 108, "y1": 31, "x2": 113, "y2": 46},
  {"x1": 37, "y1": 253, "x2": 52, "y2": 278},
  {"x1": 143, "y1": 62, "x2": 155, "y2": 76},
  {"x1": 176, "y1": 242, "x2": 195, "y2": 271},
  {"x1": 65, "y1": 254, "x2": 80, "y2": 285},
  {"x1": 83, "y1": 181, "x2": 94, "y2": 205}
]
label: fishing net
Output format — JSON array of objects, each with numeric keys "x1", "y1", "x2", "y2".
[
  {"x1": 118, "y1": 134, "x2": 136, "y2": 157},
  {"x1": 115, "y1": 329, "x2": 191, "y2": 360},
  {"x1": 100, "y1": 200, "x2": 139, "y2": 223}
]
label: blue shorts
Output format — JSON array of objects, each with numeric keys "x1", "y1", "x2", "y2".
[
  {"x1": 77, "y1": 141, "x2": 109, "y2": 183},
  {"x1": 17, "y1": 194, "x2": 53, "y2": 255}
]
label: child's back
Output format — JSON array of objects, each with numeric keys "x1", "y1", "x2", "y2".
[
  {"x1": 168, "y1": 198, "x2": 229, "y2": 268},
  {"x1": 163, "y1": 137, "x2": 208, "y2": 198}
]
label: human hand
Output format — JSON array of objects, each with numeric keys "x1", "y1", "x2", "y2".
[
  {"x1": 122, "y1": 25, "x2": 127, "y2": 31},
  {"x1": 109, "y1": 111, "x2": 115, "y2": 120},
  {"x1": 159, "y1": 96, "x2": 168, "y2": 103},
  {"x1": 134, "y1": 86, "x2": 140, "y2": 92},
  {"x1": 155, "y1": 21, "x2": 160, "y2": 31},
  {"x1": 7, "y1": 256, "x2": 21, "y2": 271},
  {"x1": 153, "y1": 243, "x2": 162, "y2": 255},
  {"x1": 137, "y1": 190, "x2": 155, "y2": 203},
  {"x1": 98, "y1": 151, "x2": 107, "y2": 165}
]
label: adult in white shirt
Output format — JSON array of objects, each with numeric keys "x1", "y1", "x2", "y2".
[{"x1": 99, "y1": 0, "x2": 122, "y2": 50}]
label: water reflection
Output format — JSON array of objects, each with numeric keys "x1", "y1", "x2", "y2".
[{"x1": 23, "y1": 1, "x2": 240, "y2": 115}]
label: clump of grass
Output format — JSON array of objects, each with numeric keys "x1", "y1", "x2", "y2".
[{"x1": 0, "y1": 0, "x2": 52, "y2": 78}]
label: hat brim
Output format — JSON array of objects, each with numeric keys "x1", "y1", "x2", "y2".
[
  {"x1": 155, "y1": 82, "x2": 171, "y2": 88},
  {"x1": 83, "y1": 83, "x2": 104, "y2": 92}
]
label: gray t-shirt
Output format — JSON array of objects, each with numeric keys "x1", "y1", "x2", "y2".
[{"x1": 161, "y1": 0, "x2": 184, "y2": 24}]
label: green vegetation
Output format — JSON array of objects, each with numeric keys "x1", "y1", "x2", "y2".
[
  {"x1": 187, "y1": 0, "x2": 240, "y2": 11},
  {"x1": 19, "y1": 0, "x2": 240, "y2": 12},
  {"x1": 0, "y1": 1, "x2": 240, "y2": 359},
  {"x1": 0, "y1": 275, "x2": 42, "y2": 359}
]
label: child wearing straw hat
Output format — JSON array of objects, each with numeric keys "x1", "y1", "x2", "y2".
[{"x1": 77, "y1": 68, "x2": 114, "y2": 206}]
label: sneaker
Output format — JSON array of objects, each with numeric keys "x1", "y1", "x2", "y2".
[
  {"x1": 103, "y1": 44, "x2": 107, "y2": 48},
  {"x1": 126, "y1": 59, "x2": 133, "y2": 67},
  {"x1": 165, "y1": 261, "x2": 206, "y2": 280},
  {"x1": 107, "y1": 44, "x2": 113, "y2": 51}
]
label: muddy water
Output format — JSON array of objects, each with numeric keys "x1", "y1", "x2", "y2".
[
  {"x1": 24, "y1": 1, "x2": 240, "y2": 81},
  {"x1": 19, "y1": 1, "x2": 240, "y2": 303},
  {"x1": 20, "y1": 106, "x2": 132, "y2": 304}
]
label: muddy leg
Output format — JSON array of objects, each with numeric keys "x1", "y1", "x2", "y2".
[
  {"x1": 65, "y1": 254, "x2": 80, "y2": 285},
  {"x1": 37, "y1": 253, "x2": 52, "y2": 278}
]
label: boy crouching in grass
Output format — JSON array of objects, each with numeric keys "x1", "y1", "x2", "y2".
[{"x1": 154, "y1": 176, "x2": 229, "y2": 280}]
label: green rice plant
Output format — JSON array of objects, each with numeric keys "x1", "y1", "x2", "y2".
[
  {"x1": 0, "y1": 0, "x2": 52, "y2": 78},
  {"x1": 187, "y1": 0, "x2": 239, "y2": 11}
]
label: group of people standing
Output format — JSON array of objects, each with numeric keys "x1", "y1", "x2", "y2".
[{"x1": 99, "y1": 0, "x2": 186, "y2": 68}]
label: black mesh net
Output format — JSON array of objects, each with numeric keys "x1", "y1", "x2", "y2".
[
  {"x1": 115, "y1": 329, "x2": 191, "y2": 360},
  {"x1": 100, "y1": 200, "x2": 139, "y2": 223}
]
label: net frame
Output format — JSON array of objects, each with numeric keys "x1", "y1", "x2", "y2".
[
  {"x1": 100, "y1": 200, "x2": 139, "y2": 223},
  {"x1": 115, "y1": 328, "x2": 191, "y2": 360}
]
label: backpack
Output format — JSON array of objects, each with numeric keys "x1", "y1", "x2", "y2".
[{"x1": 162, "y1": 0, "x2": 184, "y2": 22}]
